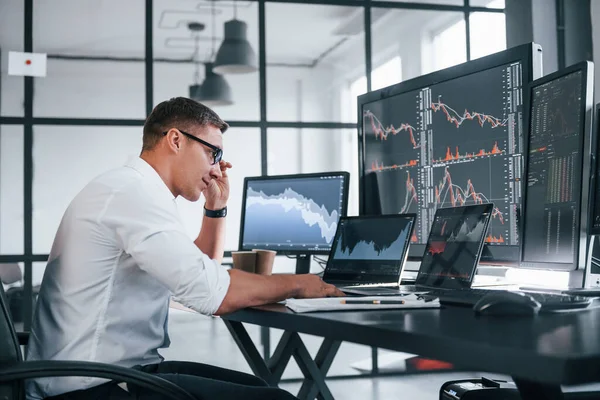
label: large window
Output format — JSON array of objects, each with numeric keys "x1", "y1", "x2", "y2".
[
  {"x1": 0, "y1": 0, "x2": 24, "y2": 117},
  {"x1": 33, "y1": 0, "x2": 146, "y2": 119},
  {"x1": 266, "y1": 3, "x2": 365, "y2": 123},
  {"x1": 0, "y1": 126, "x2": 24, "y2": 254},
  {"x1": 32, "y1": 126, "x2": 143, "y2": 253},
  {"x1": 470, "y1": 0, "x2": 507, "y2": 60},
  {"x1": 153, "y1": 0, "x2": 260, "y2": 121},
  {"x1": 431, "y1": 17, "x2": 467, "y2": 72},
  {"x1": 347, "y1": 56, "x2": 402, "y2": 122},
  {"x1": 266, "y1": 128, "x2": 358, "y2": 214}
]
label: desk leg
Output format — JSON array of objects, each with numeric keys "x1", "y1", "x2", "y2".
[
  {"x1": 296, "y1": 338, "x2": 341, "y2": 400},
  {"x1": 223, "y1": 319, "x2": 340, "y2": 400},
  {"x1": 223, "y1": 320, "x2": 277, "y2": 385},
  {"x1": 371, "y1": 347, "x2": 378, "y2": 374},
  {"x1": 261, "y1": 326, "x2": 271, "y2": 361},
  {"x1": 513, "y1": 378, "x2": 564, "y2": 400}
]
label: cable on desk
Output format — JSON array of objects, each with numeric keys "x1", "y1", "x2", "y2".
[{"x1": 313, "y1": 256, "x2": 328, "y2": 270}]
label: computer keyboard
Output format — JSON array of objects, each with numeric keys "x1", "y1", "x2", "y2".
[
  {"x1": 341, "y1": 285, "x2": 422, "y2": 296},
  {"x1": 426, "y1": 289, "x2": 594, "y2": 311}
]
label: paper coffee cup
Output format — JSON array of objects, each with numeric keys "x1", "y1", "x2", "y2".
[
  {"x1": 231, "y1": 251, "x2": 257, "y2": 273},
  {"x1": 252, "y1": 249, "x2": 277, "y2": 275}
]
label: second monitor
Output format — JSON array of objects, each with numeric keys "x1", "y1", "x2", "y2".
[
  {"x1": 521, "y1": 61, "x2": 595, "y2": 272},
  {"x1": 239, "y1": 171, "x2": 350, "y2": 273},
  {"x1": 358, "y1": 43, "x2": 543, "y2": 264}
]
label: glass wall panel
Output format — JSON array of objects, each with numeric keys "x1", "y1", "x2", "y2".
[
  {"x1": 470, "y1": 0, "x2": 505, "y2": 8},
  {"x1": 384, "y1": 0, "x2": 463, "y2": 4},
  {"x1": 33, "y1": 125, "x2": 259, "y2": 254},
  {"x1": 153, "y1": 0, "x2": 260, "y2": 121},
  {"x1": 32, "y1": 126, "x2": 143, "y2": 253},
  {"x1": 469, "y1": 10, "x2": 506, "y2": 60},
  {"x1": 267, "y1": 128, "x2": 358, "y2": 216},
  {"x1": 371, "y1": 9, "x2": 466, "y2": 81},
  {"x1": 0, "y1": 126, "x2": 24, "y2": 254},
  {"x1": 266, "y1": 3, "x2": 365, "y2": 124},
  {"x1": 33, "y1": 0, "x2": 145, "y2": 118},
  {"x1": 0, "y1": 0, "x2": 24, "y2": 116}
]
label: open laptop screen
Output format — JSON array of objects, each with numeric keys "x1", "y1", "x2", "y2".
[
  {"x1": 416, "y1": 204, "x2": 493, "y2": 290},
  {"x1": 322, "y1": 214, "x2": 416, "y2": 284}
]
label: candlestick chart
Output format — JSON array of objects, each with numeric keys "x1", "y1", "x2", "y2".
[{"x1": 361, "y1": 61, "x2": 524, "y2": 262}]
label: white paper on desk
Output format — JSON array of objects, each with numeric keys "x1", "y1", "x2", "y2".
[{"x1": 285, "y1": 294, "x2": 440, "y2": 313}]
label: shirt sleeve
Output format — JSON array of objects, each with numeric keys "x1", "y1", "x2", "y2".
[{"x1": 102, "y1": 182, "x2": 230, "y2": 315}]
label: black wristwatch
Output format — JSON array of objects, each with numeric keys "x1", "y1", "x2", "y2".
[{"x1": 204, "y1": 205, "x2": 227, "y2": 218}]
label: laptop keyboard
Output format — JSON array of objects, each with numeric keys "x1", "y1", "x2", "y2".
[{"x1": 341, "y1": 285, "x2": 425, "y2": 296}]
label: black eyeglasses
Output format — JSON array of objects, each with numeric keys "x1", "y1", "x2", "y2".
[{"x1": 163, "y1": 129, "x2": 223, "y2": 165}]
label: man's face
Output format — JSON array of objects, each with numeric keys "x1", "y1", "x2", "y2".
[{"x1": 176, "y1": 125, "x2": 223, "y2": 202}]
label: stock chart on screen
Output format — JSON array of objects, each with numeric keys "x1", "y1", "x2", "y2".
[
  {"x1": 417, "y1": 204, "x2": 493, "y2": 287},
  {"x1": 522, "y1": 70, "x2": 584, "y2": 264},
  {"x1": 325, "y1": 215, "x2": 415, "y2": 277},
  {"x1": 241, "y1": 175, "x2": 347, "y2": 252},
  {"x1": 333, "y1": 217, "x2": 413, "y2": 261},
  {"x1": 362, "y1": 62, "x2": 524, "y2": 261}
]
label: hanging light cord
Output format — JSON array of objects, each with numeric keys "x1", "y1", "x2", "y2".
[
  {"x1": 193, "y1": 32, "x2": 200, "y2": 84},
  {"x1": 234, "y1": 0, "x2": 238, "y2": 20},
  {"x1": 210, "y1": 0, "x2": 216, "y2": 60}
]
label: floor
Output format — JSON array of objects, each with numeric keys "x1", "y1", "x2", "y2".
[{"x1": 159, "y1": 308, "x2": 509, "y2": 399}]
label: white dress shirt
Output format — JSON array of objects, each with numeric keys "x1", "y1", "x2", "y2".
[{"x1": 25, "y1": 157, "x2": 231, "y2": 399}]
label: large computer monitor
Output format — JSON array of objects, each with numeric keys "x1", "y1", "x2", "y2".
[
  {"x1": 358, "y1": 43, "x2": 543, "y2": 265},
  {"x1": 239, "y1": 172, "x2": 350, "y2": 273},
  {"x1": 583, "y1": 104, "x2": 600, "y2": 287},
  {"x1": 521, "y1": 61, "x2": 594, "y2": 272},
  {"x1": 589, "y1": 103, "x2": 600, "y2": 236}
]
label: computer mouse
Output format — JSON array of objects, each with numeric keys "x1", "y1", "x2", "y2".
[{"x1": 473, "y1": 291, "x2": 542, "y2": 316}]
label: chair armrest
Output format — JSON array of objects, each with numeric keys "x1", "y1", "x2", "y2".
[
  {"x1": 17, "y1": 331, "x2": 29, "y2": 345},
  {"x1": 0, "y1": 361, "x2": 196, "y2": 400}
]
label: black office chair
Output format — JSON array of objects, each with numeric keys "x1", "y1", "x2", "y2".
[
  {"x1": 0, "y1": 284, "x2": 196, "y2": 400},
  {"x1": 0, "y1": 263, "x2": 40, "y2": 323}
]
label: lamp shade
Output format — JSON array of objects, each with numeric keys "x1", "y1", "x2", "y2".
[
  {"x1": 189, "y1": 63, "x2": 233, "y2": 107},
  {"x1": 213, "y1": 19, "x2": 258, "y2": 74}
]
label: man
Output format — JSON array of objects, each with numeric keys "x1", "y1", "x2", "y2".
[{"x1": 26, "y1": 97, "x2": 344, "y2": 400}]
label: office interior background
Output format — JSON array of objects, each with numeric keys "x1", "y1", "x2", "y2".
[{"x1": 1, "y1": 0, "x2": 599, "y2": 397}]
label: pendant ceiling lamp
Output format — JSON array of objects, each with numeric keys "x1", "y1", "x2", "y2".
[
  {"x1": 189, "y1": 63, "x2": 233, "y2": 107},
  {"x1": 213, "y1": 0, "x2": 258, "y2": 74},
  {"x1": 187, "y1": 10, "x2": 233, "y2": 106}
]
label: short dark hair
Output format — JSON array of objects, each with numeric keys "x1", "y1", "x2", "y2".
[{"x1": 142, "y1": 97, "x2": 228, "y2": 152}]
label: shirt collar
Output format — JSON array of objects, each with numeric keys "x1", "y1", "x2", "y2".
[{"x1": 125, "y1": 157, "x2": 176, "y2": 201}]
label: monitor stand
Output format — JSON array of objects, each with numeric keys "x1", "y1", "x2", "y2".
[
  {"x1": 295, "y1": 255, "x2": 311, "y2": 274},
  {"x1": 567, "y1": 236, "x2": 599, "y2": 291},
  {"x1": 552, "y1": 237, "x2": 596, "y2": 294}
]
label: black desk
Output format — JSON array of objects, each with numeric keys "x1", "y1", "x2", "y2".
[{"x1": 222, "y1": 304, "x2": 600, "y2": 400}]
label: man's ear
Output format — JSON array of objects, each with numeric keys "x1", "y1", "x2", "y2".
[{"x1": 166, "y1": 129, "x2": 181, "y2": 152}]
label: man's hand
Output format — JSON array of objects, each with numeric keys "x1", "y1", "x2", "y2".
[
  {"x1": 203, "y1": 160, "x2": 232, "y2": 210},
  {"x1": 294, "y1": 274, "x2": 345, "y2": 298}
]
